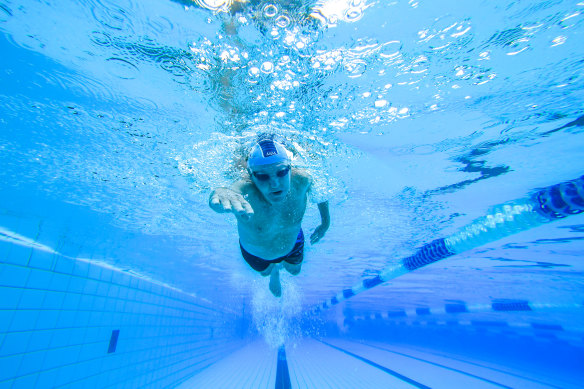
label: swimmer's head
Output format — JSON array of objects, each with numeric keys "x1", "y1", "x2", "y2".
[{"x1": 247, "y1": 139, "x2": 291, "y2": 169}]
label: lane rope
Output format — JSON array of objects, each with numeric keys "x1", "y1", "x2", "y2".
[{"x1": 309, "y1": 175, "x2": 584, "y2": 313}]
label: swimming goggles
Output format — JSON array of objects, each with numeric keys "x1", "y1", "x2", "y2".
[{"x1": 252, "y1": 166, "x2": 291, "y2": 181}]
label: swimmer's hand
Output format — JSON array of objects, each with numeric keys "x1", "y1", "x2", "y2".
[
  {"x1": 310, "y1": 224, "x2": 329, "y2": 244},
  {"x1": 209, "y1": 188, "x2": 254, "y2": 220},
  {"x1": 311, "y1": 201, "x2": 330, "y2": 244}
]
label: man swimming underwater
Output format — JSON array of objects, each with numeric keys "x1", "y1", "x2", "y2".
[{"x1": 209, "y1": 138, "x2": 330, "y2": 297}]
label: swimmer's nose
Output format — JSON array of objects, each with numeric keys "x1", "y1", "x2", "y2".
[{"x1": 269, "y1": 176, "x2": 279, "y2": 188}]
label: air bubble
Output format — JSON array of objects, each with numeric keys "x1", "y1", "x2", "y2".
[
  {"x1": 195, "y1": 0, "x2": 231, "y2": 12},
  {"x1": 261, "y1": 62, "x2": 274, "y2": 73},
  {"x1": 345, "y1": 60, "x2": 367, "y2": 78},
  {"x1": 247, "y1": 66, "x2": 261, "y2": 84},
  {"x1": 270, "y1": 27, "x2": 280, "y2": 38},
  {"x1": 344, "y1": 8, "x2": 362, "y2": 22},
  {"x1": 276, "y1": 15, "x2": 291, "y2": 28},
  {"x1": 263, "y1": 4, "x2": 278, "y2": 18},
  {"x1": 283, "y1": 34, "x2": 295, "y2": 46}
]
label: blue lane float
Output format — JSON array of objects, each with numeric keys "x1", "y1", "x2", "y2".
[
  {"x1": 348, "y1": 299, "x2": 583, "y2": 320},
  {"x1": 312, "y1": 175, "x2": 584, "y2": 313},
  {"x1": 347, "y1": 316, "x2": 584, "y2": 346}
]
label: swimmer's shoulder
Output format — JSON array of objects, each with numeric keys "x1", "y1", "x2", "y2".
[{"x1": 292, "y1": 167, "x2": 312, "y2": 190}]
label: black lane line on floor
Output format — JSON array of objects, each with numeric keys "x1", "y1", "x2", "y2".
[
  {"x1": 318, "y1": 340, "x2": 430, "y2": 389},
  {"x1": 361, "y1": 342, "x2": 511, "y2": 388},
  {"x1": 402, "y1": 345, "x2": 564, "y2": 389},
  {"x1": 275, "y1": 346, "x2": 292, "y2": 389}
]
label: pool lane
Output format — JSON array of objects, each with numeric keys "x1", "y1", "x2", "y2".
[
  {"x1": 286, "y1": 338, "x2": 418, "y2": 388},
  {"x1": 318, "y1": 338, "x2": 565, "y2": 389},
  {"x1": 176, "y1": 341, "x2": 277, "y2": 388},
  {"x1": 176, "y1": 337, "x2": 571, "y2": 388}
]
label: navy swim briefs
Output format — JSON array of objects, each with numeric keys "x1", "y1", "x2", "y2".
[{"x1": 240, "y1": 229, "x2": 304, "y2": 272}]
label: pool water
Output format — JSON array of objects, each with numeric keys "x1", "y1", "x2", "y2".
[{"x1": 1, "y1": 0, "x2": 583, "y2": 387}]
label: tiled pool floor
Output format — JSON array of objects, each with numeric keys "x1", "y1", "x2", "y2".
[{"x1": 178, "y1": 338, "x2": 573, "y2": 389}]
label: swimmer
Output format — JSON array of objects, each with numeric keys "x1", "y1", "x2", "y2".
[{"x1": 209, "y1": 137, "x2": 330, "y2": 297}]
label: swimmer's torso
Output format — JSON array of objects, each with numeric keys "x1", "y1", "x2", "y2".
[{"x1": 237, "y1": 169, "x2": 309, "y2": 260}]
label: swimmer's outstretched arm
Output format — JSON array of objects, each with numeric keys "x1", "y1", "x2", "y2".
[
  {"x1": 310, "y1": 201, "x2": 330, "y2": 244},
  {"x1": 209, "y1": 185, "x2": 254, "y2": 220}
]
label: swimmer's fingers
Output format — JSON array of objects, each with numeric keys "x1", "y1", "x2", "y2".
[
  {"x1": 210, "y1": 189, "x2": 234, "y2": 212},
  {"x1": 242, "y1": 200, "x2": 254, "y2": 215},
  {"x1": 310, "y1": 225, "x2": 328, "y2": 244},
  {"x1": 310, "y1": 230, "x2": 321, "y2": 244},
  {"x1": 240, "y1": 199, "x2": 254, "y2": 220},
  {"x1": 219, "y1": 197, "x2": 233, "y2": 212},
  {"x1": 209, "y1": 193, "x2": 225, "y2": 212},
  {"x1": 231, "y1": 199, "x2": 245, "y2": 213},
  {"x1": 233, "y1": 198, "x2": 254, "y2": 220},
  {"x1": 210, "y1": 193, "x2": 220, "y2": 205},
  {"x1": 209, "y1": 189, "x2": 252, "y2": 218}
]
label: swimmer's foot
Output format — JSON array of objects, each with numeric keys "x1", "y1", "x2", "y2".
[{"x1": 269, "y1": 266, "x2": 282, "y2": 297}]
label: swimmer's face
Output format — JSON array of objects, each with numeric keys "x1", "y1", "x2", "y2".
[{"x1": 249, "y1": 161, "x2": 291, "y2": 204}]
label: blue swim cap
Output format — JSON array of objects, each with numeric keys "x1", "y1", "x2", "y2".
[{"x1": 248, "y1": 139, "x2": 290, "y2": 168}]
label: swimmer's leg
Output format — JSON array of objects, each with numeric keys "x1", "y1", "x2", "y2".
[
  {"x1": 283, "y1": 261, "x2": 301, "y2": 276},
  {"x1": 269, "y1": 265, "x2": 281, "y2": 297},
  {"x1": 259, "y1": 263, "x2": 274, "y2": 277},
  {"x1": 268, "y1": 264, "x2": 282, "y2": 297},
  {"x1": 259, "y1": 263, "x2": 282, "y2": 297}
]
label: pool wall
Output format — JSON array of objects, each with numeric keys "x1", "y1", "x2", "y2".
[{"x1": 0, "y1": 214, "x2": 243, "y2": 388}]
